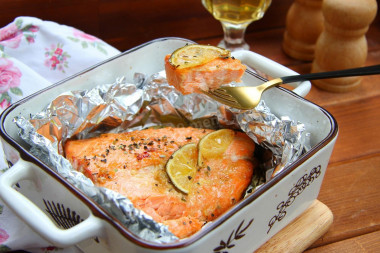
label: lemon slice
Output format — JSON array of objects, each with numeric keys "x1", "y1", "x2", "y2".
[
  {"x1": 169, "y1": 44, "x2": 231, "y2": 69},
  {"x1": 198, "y1": 129, "x2": 235, "y2": 166},
  {"x1": 166, "y1": 143, "x2": 198, "y2": 194}
]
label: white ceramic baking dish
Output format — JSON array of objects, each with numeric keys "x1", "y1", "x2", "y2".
[{"x1": 0, "y1": 37, "x2": 338, "y2": 252}]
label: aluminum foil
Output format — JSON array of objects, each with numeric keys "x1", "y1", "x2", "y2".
[{"x1": 14, "y1": 70, "x2": 310, "y2": 243}]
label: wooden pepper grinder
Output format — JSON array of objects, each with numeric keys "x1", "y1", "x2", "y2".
[
  {"x1": 311, "y1": 0, "x2": 378, "y2": 92},
  {"x1": 282, "y1": 0, "x2": 324, "y2": 61}
]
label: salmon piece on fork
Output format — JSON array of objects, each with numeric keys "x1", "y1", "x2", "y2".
[{"x1": 164, "y1": 44, "x2": 246, "y2": 95}]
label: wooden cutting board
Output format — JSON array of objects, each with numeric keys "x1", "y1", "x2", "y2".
[{"x1": 256, "y1": 200, "x2": 333, "y2": 252}]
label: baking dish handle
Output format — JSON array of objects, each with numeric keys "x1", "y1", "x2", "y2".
[
  {"x1": 232, "y1": 50, "x2": 311, "y2": 97},
  {"x1": 0, "y1": 159, "x2": 105, "y2": 248}
]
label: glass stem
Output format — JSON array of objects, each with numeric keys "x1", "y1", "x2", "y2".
[{"x1": 220, "y1": 21, "x2": 250, "y2": 51}]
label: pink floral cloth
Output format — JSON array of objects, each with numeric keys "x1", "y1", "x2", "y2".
[{"x1": 0, "y1": 16, "x2": 120, "y2": 252}]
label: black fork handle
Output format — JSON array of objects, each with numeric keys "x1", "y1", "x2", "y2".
[{"x1": 281, "y1": 65, "x2": 380, "y2": 84}]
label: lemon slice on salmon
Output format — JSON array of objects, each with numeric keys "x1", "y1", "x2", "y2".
[
  {"x1": 166, "y1": 143, "x2": 198, "y2": 194},
  {"x1": 198, "y1": 129, "x2": 235, "y2": 166},
  {"x1": 169, "y1": 44, "x2": 231, "y2": 69}
]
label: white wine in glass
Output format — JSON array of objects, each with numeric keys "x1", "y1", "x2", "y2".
[{"x1": 202, "y1": 0, "x2": 272, "y2": 51}]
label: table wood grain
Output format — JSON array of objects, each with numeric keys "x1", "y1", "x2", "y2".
[{"x1": 1, "y1": 0, "x2": 379, "y2": 252}]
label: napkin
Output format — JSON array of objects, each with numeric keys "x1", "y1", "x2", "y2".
[{"x1": 0, "y1": 16, "x2": 120, "y2": 252}]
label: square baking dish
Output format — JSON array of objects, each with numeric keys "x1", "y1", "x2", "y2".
[{"x1": 0, "y1": 37, "x2": 338, "y2": 252}]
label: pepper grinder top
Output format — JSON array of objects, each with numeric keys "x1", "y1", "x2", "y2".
[{"x1": 323, "y1": 0, "x2": 377, "y2": 35}]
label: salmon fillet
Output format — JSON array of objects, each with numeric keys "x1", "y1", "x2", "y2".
[
  {"x1": 64, "y1": 127, "x2": 256, "y2": 238},
  {"x1": 165, "y1": 54, "x2": 246, "y2": 95}
]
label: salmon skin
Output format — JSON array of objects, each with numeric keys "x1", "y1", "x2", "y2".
[
  {"x1": 64, "y1": 127, "x2": 256, "y2": 239},
  {"x1": 165, "y1": 54, "x2": 246, "y2": 95}
]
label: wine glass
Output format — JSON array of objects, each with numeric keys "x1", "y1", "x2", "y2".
[{"x1": 202, "y1": 0, "x2": 272, "y2": 51}]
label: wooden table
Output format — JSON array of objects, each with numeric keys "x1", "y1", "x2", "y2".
[{"x1": 1, "y1": 0, "x2": 379, "y2": 252}]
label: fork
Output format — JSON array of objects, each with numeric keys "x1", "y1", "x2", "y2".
[{"x1": 204, "y1": 64, "x2": 380, "y2": 110}]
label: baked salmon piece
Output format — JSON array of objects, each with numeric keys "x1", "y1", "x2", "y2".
[
  {"x1": 64, "y1": 127, "x2": 256, "y2": 239},
  {"x1": 164, "y1": 45, "x2": 246, "y2": 95}
]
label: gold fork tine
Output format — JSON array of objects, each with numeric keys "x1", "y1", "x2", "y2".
[
  {"x1": 202, "y1": 90, "x2": 244, "y2": 109},
  {"x1": 203, "y1": 78, "x2": 283, "y2": 110},
  {"x1": 208, "y1": 89, "x2": 236, "y2": 101}
]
